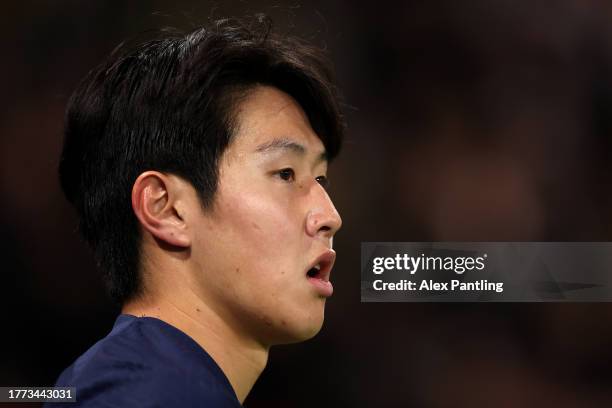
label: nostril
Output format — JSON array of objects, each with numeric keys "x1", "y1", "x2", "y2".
[{"x1": 319, "y1": 226, "x2": 331, "y2": 232}]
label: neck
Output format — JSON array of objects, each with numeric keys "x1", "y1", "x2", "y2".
[{"x1": 122, "y1": 286, "x2": 268, "y2": 403}]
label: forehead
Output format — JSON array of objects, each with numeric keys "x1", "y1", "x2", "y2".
[{"x1": 229, "y1": 86, "x2": 326, "y2": 156}]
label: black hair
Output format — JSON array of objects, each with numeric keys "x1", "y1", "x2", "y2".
[{"x1": 59, "y1": 15, "x2": 345, "y2": 304}]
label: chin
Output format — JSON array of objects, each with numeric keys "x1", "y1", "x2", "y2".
[{"x1": 272, "y1": 310, "x2": 326, "y2": 345}]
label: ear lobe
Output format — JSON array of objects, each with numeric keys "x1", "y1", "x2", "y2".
[{"x1": 131, "y1": 171, "x2": 191, "y2": 248}]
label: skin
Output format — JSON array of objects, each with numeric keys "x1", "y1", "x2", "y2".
[{"x1": 123, "y1": 86, "x2": 342, "y2": 403}]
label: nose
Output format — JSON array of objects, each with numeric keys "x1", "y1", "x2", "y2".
[{"x1": 305, "y1": 184, "x2": 342, "y2": 239}]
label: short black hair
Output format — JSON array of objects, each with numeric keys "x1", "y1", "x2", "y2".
[{"x1": 59, "y1": 15, "x2": 345, "y2": 305}]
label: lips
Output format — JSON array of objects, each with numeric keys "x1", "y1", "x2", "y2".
[{"x1": 306, "y1": 249, "x2": 336, "y2": 297}]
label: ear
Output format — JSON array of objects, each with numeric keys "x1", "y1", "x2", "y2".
[{"x1": 131, "y1": 171, "x2": 191, "y2": 248}]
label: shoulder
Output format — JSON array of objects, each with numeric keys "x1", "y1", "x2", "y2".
[
  {"x1": 53, "y1": 369, "x2": 237, "y2": 407},
  {"x1": 51, "y1": 315, "x2": 241, "y2": 407}
]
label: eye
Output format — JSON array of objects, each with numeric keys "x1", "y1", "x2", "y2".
[
  {"x1": 278, "y1": 168, "x2": 295, "y2": 182},
  {"x1": 316, "y1": 175, "x2": 329, "y2": 189}
]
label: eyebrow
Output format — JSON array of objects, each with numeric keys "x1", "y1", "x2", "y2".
[{"x1": 255, "y1": 137, "x2": 328, "y2": 163}]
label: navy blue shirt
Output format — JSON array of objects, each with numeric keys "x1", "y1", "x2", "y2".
[{"x1": 47, "y1": 314, "x2": 242, "y2": 407}]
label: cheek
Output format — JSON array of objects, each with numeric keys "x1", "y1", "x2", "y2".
[{"x1": 219, "y1": 188, "x2": 300, "y2": 252}]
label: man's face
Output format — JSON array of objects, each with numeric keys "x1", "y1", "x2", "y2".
[{"x1": 189, "y1": 86, "x2": 342, "y2": 346}]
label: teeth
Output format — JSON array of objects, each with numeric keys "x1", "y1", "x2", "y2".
[{"x1": 307, "y1": 263, "x2": 322, "y2": 278}]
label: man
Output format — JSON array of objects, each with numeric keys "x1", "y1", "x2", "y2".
[{"x1": 50, "y1": 15, "x2": 343, "y2": 407}]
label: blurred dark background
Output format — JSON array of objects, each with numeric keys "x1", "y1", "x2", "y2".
[{"x1": 3, "y1": 0, "x2": 612, "y2": 407}]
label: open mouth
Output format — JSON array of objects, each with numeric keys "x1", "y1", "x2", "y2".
[
  {"x1": 305, "y1": 250, "x2": 336, "y2": 297},
  {"x1": 307, "y1": 265, "x2": 322, "y2": 278},
  {"x1": 305, "y1": 250, "x2": 335, "y2": 282}
]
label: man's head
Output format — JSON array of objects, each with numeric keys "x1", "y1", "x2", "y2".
[{"x1": 59, "y1": 16, "x2": 344, "y2": 344}]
